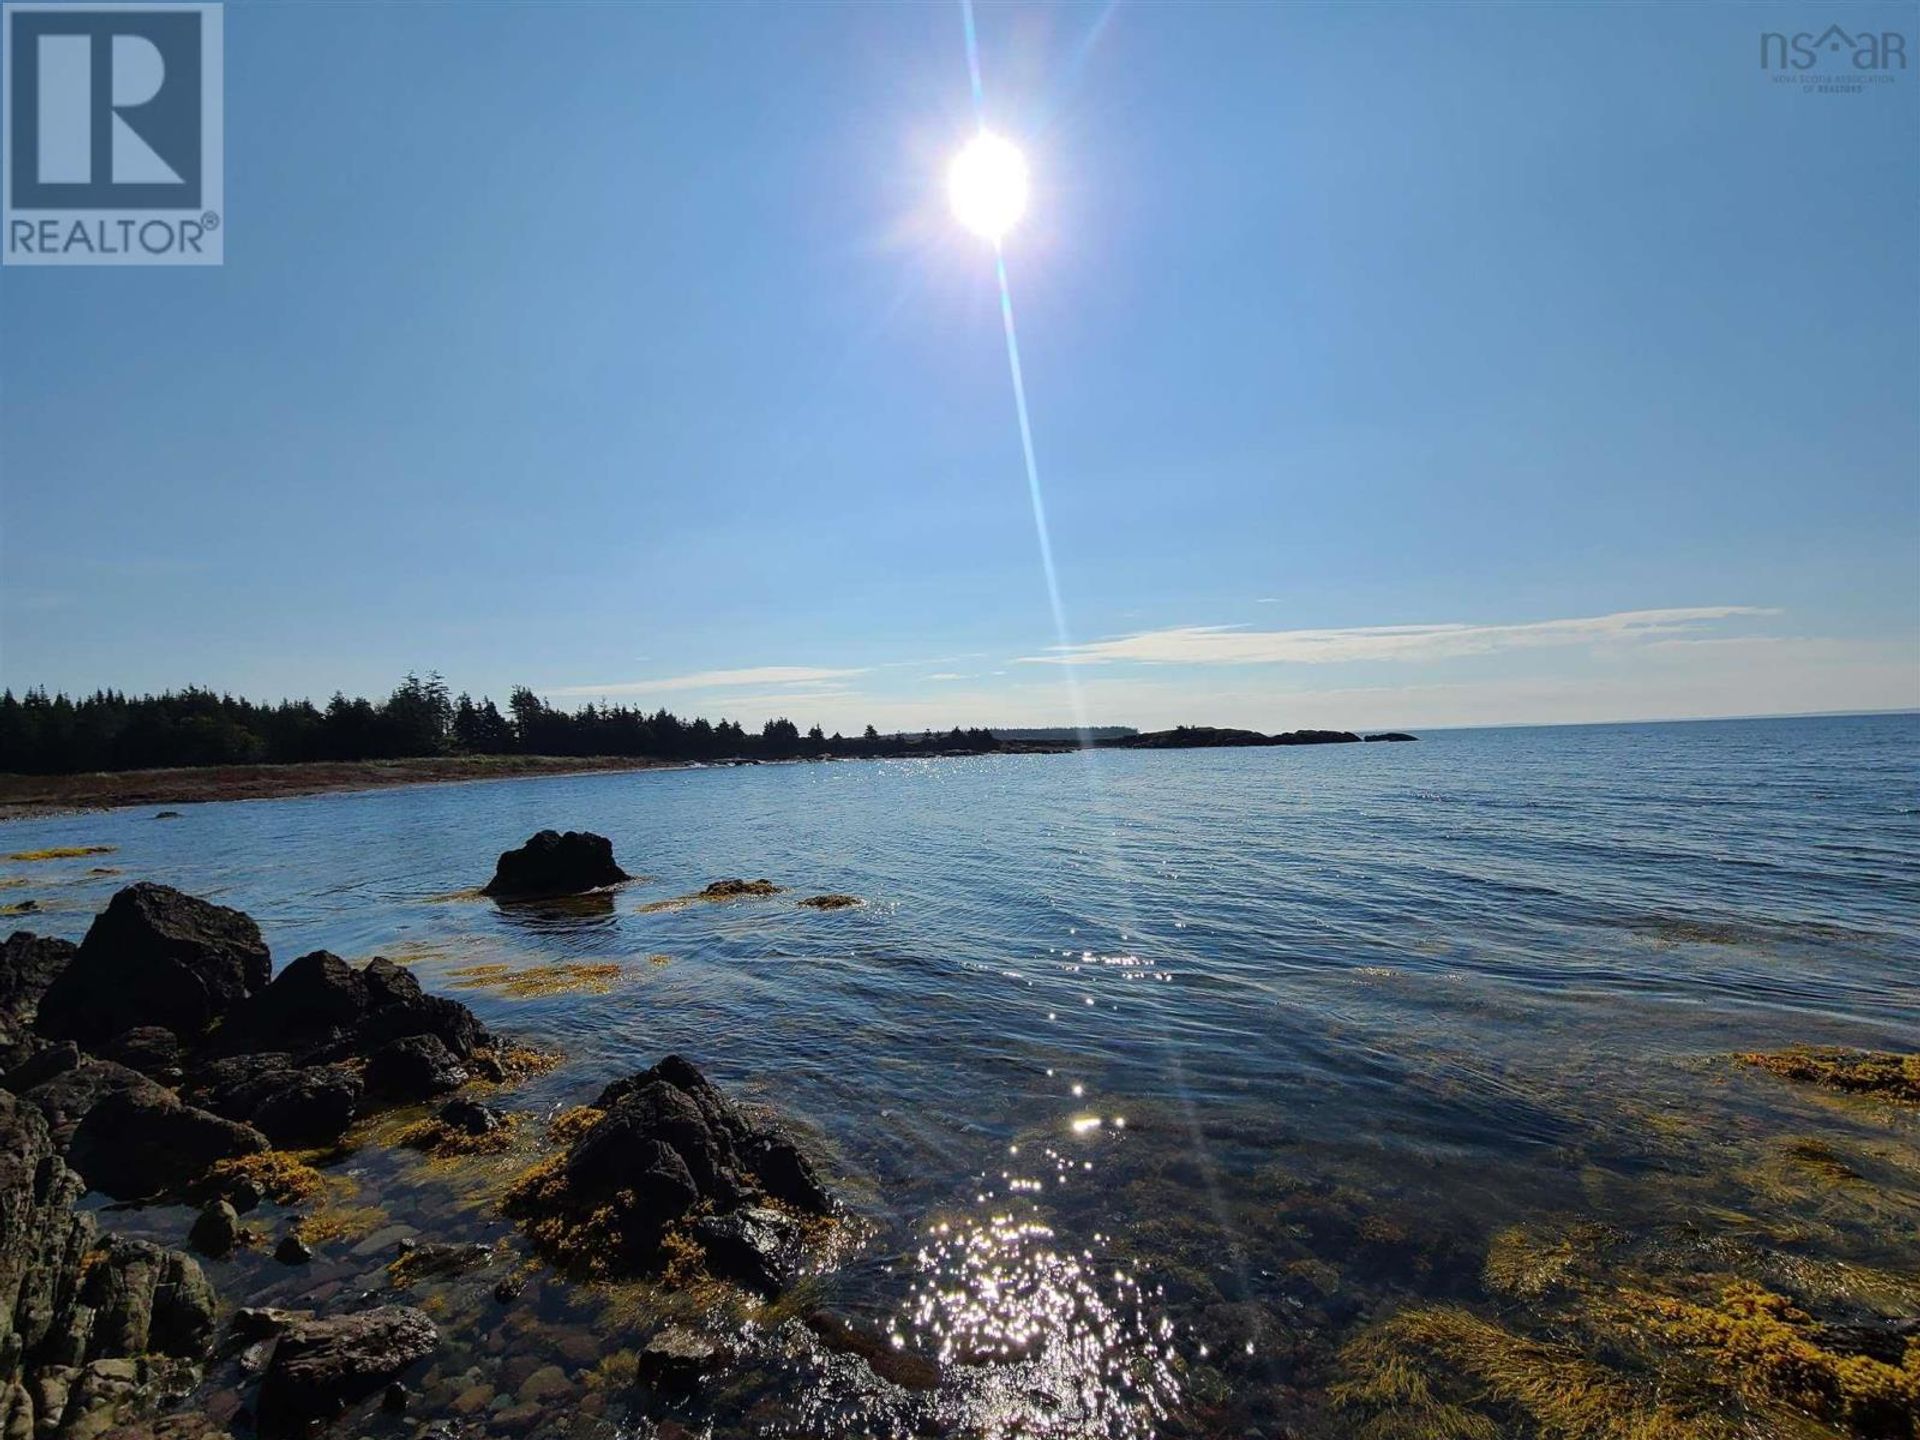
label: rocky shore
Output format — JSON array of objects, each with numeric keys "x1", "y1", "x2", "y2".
[{"x1": 0, "y1": 833, "x2": 869, "y2": 1439}]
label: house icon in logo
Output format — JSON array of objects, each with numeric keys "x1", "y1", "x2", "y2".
[{"x1": 1812, "y1": 24, "x2": 1854, "y2": 55}]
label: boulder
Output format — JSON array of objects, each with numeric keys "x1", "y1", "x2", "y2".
[
  {"x1": 254, "y1": 1306, "x2": 437, "y2": 1436},
  {"x1": 77, "y1": 1237, "x2": 217, "y2": 1360},
  {"x1": 0, "y1": 932, "x2": 75, "y2": 1027},
  {"x1": 481, "y1": 831, "x2": 630, "y2": 901},
  {"x1": 188, "y1": 1202, "x2": 239, "y2": 1259},
  {"x1": 191, "y1": 1057, "x2": 362, "y2": 1149},
  {"x1": 3, "y1": 1051, "x2": 164, "y2": 1152},
  {"x1": 691, "y1": 1206, "x2": 803, "y2": 1296},
  {"x1": 215, "y1": 953, "x2": 487, "y2": 1065},
  {"x1": 35, "y1": 884, "x2": 270, "y2": 1047},
  {"x1": 506, "y1": 1055, "x2": 830, "y2": 1284},
  {"x1": 67, "y1": 1087, "x2": 268, "y2": 1201},
  {"x1": 364, "y1": 1035, "x2": 467, "y2": 1101},
  {"x1": 93, "y1": 1027, "x2": 186, "y2": 1084},
  {"x1": 634, "y1": 1326, "x2": 721, "y2": 1393}
]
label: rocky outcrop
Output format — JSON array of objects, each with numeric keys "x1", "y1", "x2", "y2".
[
  {"x1": 35, "y1": 885, "x2": 270, "y2": 1047},
  {"x1": 254, "y1": 1306, "x2": 438, "y2": 1436},
  {"x1": 364, "y1": 1035, "x2": 467, "y2": 1101},
  {"x1": 0, "y1": 1091, "x2": 218, "y2": 1440},
  {"x1": 480, "y1": 830, "x2": 629, "y2": 901},
  {"x1": 505, "y1": 1055, "x2": 830, "y2": 1284},
  {"x1": 192, "y1": 1057, "x2": 364, "y2": 1149}
]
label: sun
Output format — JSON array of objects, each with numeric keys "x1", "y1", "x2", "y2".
[{"x1": 948, "y1": 132, "x2": 1029, "y2": 243}]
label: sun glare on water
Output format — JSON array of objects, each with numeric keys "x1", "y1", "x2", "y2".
[{"x1": 949, "y1": 131, "x2": 1029, "y2": 242}]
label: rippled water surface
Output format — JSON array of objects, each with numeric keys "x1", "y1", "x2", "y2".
[{"x1": 7, "y1": 713, "x2": 1919, "y2": 1437}]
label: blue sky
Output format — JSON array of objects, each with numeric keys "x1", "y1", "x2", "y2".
[{"x1": 3, "y1": 1, "x2": 1916, "y2": 732}]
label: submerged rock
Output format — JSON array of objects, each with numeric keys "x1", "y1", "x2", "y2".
[
  {"x1": 254, "y1": 1305, "x2": 438, "y2": 1436},
  {"x1": 504, "y1": 1055, "x2": 831, "y2": 1283},
  {"x1": 35, "y1": 884, "x2": 271, "y2": 1047},
  {"x1": 797, "y1": 894, "x2": 861, "y2": 911},
  {"x1": 481, "y1": 830, "x2": 630, "y2": 901},
  {"x1": 634, "y1": 1326, "x2": 722, "y2": 1393}
]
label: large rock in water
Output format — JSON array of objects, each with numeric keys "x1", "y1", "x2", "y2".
[
  {"x1": 35, "y1": 884, "x2": 270, "y2": 1047},
  {"x1": 255, "y1": 1306, "x2": 438, "y2": 1436},
  {"x1": 481, "y1": 830, "x2": 629, "y2": 901},
  {"x1": 505, "y1": 1055, "x2": 830, "y2": 1284}
]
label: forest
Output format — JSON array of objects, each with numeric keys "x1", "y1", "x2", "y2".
[{"x1": 0, "y1": 674, "x2": 1010, "y2": 775}]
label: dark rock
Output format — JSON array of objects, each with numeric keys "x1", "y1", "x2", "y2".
[
  {"x1": 491, "y1": 1274, "x2": 525, "y2": 1305},
  {"x1": 229, "y1": 1307, "x2": 307, "y2": 1345},
  {"x1": 154, "y1": 811, "x2": 182, "y2": 820},
  {"x1": 437, "y1": 1097, "x2": 505, "y2": 1136},
  {"x1": 797, "y1": 894, "x2": 861, "y2": 911},
  {"x1": 79, "y1": 1236, "x2": 218, "y2": 1359},
  {"x1": 507, "y1": 1055, "x2": 830, "y2": 1285},
  {"x1": 1363, "y1": 732, "x2": 1419, "y2": 742},
  {"x1": 634, "y1": 1326, "x2": 720, "y2": 1392},
  {"x1": 6, "y1": 1051, "x2": 170, "y2": 1152},
  {"x1": 35, "y1": 883, "x2": 271, "y2": 1047},
  {"x1": 691, "y1": 1206, "x2": 803, "y2": 1296},
  {"x1": 382, "y1": 1380, "x2": 410, "y2": 1412},
  {"x1": 193, "y1": 1058, "x2": 363, "y2": 1149},
  {"x1": 94, "y1": 1026, "x2": 186, "y2": 1083},
  {"x1": 0, "y1": 932, "x2": 76, "y2": 1026},
  {"x1": 481, "y1": 831, "x2": 630, "y2": 902},
  {"x1": 364, "y1": 1035, "x2": 467, "y2": 1101},
  {"x1": 254, "y1": 1306, "x2": 438, "y2": 1436},
  {"x1": 213, "y1": 950, "x2": 487, "y2": 1065},
  {"x1": 273, "y1": 1235, "x2": 312, "y2": 1266},
  {"x1": 67, "y1": 1087, "x2": 269, "y2": 1200},
  {"x1": 188, "y1": 1201, "x2": 239, "y2": 1258}
]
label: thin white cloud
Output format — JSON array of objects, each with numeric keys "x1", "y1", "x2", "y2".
[
  {"x1": 1019, "y1": 607, "x2": 1776, "y2": 668},
  {"x1": 548, "y1": 665, "x2": 867, "y2": 698},
  {"x1": 925, "y1": 672, "x2": 971, "y2": 682}
]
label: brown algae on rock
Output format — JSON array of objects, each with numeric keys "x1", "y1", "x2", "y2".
[
  {"x1": 5, "y1": 844, "x2": 116, "y2": 862},
  {"x1": 797, "y1": 893, "x2": 862, "y2": 911},
  {"x1": 1738, "y1": 1048, "x2": 1920, "y2": 1106},
  {"x1": 396, "y1": 1111, "x2": 523, "y2": 1158},
  {"x1": 190, "y1": 1150, "x2": 329, "y2": 1206},
  {"x1": 446, "y1": 961, "x2": 626, "y2": 998},
  {"x1": 638, "y1": 877, "x2": 783, "y2": 913}
]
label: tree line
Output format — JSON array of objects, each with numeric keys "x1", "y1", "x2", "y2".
[{"x1": 0, "y1": 675, "x2": 1011, "y2": 775}]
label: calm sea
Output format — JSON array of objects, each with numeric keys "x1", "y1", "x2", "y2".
[{"x1": 7, "y1": 711, "x2": 1917, "y2": 1435}]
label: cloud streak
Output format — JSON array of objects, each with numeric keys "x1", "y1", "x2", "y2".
[{"x1": 1019, "y1": 607, "x2": 1775, "y2": 668}]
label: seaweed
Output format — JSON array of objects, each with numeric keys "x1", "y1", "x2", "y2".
[
  {"x1": 188, "y1": 1150, "x2": 328, "y2": 1206},
  {"x1": 446, "y1": 962, "x2": 626, "y2": 999},
  {"x1": 1738, "y1": 1050, "x2": 1920, "y2": 1107}
]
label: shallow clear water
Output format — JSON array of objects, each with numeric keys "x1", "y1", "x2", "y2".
[{"x1": 8, "y1": 712, "x2": 1918, "y2": 1436}]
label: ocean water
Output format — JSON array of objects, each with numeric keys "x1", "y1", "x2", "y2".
[{"x1": 6, "y1": 712, "x2": 1918, "y2": 1436}]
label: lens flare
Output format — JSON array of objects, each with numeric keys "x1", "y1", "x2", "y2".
[{"x1": 949, "y1": 132, "x2": 1029, "y2": 242}]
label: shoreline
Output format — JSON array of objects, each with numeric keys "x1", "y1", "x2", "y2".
[{"x1": 0, "y1": 754, "x2": 702, "y2": 821}]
